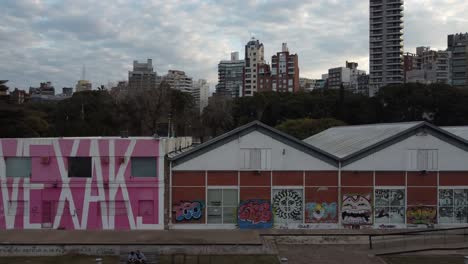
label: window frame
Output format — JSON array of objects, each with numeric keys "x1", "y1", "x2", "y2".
[
  {"x1": 67, "y1": 157, "x2": 92, "y2": 178},
  {"x1": 131, "y1": 157, "x2": 157, "y2": 178},
  {"x1": 438, "y1": 187, "x2": 468, "y2": 224},
  {"x1": 5, "y1": 157, "x2": 32, "y2": 178},
  {"x1": 374, "y1": 187, "x2": 406, "y2": 225},
  {"x1": 206, "y1": 187, "x2": 238, "y2": 224}
]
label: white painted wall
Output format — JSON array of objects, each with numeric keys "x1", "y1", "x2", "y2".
[
  {"x1": 173, "y1": 130, "x2": 335, "y2": 171},
  {"x1": 343, "y1": 133, "x2": 468, "y2": 171}
]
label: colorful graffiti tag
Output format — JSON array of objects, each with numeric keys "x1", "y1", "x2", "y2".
[
  {"x1": 341, "y1": 194, "x2": 372, "y2": 225},
  {"x1": 237, "y1": 200, "x2": 273, "y2": 229},
  {"x1": 173, "y1": 201, "x2": 204, "y2": 222},
  {"x1": 407, "y1": 206, "x2": 437, "y2": 225},
  {"x1": 305, "y1": 202, "x2": 337, "y2": 223}
]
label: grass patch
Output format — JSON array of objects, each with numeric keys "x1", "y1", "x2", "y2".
[
  {"x1": 0, "y1": 255, "x2": 119, "y2": 264},
  {"x1": 382, "y1": 255, "x2": 463, "y2": 264}
]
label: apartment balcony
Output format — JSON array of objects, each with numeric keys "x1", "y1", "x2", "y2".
[
  {"x1": 387, "y1": 24, "x2": 404, "y2": 30},
  {"x1": 386, "y1": 5, "x2": 404, "y2": 12},
  {"x1": 386, "y1": 11, "x2": 403, "y2": 17},
  {"x1": 370, "y1": 1, "x2": 383, "y2": 7}
]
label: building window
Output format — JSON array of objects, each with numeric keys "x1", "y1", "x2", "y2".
[
  {"x1": 407, "y1": 149, "x2": 438, "y2": 171},
  {"x1": 374, "y1": 189, "x2": 405, "y2": 224},
  {"x1": 131, "y1": 157, "x2": 157, "y2": 177},
  {"x1": 272, "y1": 189, "x2": 303, "y2": 224},
  {"x1": 207, "y1": 189, "x2": 238, "y2": 224},
  {"x1": 240, "y1": 148, "x2": 271, "y2": 170},
  {"x1": 6, "y1": 157, "x2": 31, "y2": 178},
  {"x1": 439, "y1": 189, "x2": 468, "y2": 224},
  {"x1": 68, "y1": 157, "x2": 92, "y2": 178}
]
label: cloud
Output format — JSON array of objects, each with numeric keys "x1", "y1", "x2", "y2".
[{"x1": 0, "y1": 0, "x2": 467, "y2": 90}]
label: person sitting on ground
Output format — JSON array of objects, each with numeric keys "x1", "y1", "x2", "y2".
[
  {"x1": 127, "y1": 251, "x2": 137, "y2": 264},
  {"x1": 136, "y1": 250, "x2": 147, "y2": 263}
]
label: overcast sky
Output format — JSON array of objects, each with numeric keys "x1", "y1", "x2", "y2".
[{"x1": 1, "y1": 0, "x2": 467, "y2": 91}]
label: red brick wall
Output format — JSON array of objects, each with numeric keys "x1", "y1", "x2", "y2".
[
  {"x1": 439, "y1": 172, "x2": 468, "y2": 186},
  {"x1": 272, "y1": 171, "x2": 303, "y2": 186},
  {"x1": 240, "y1": 171, "x2": 271, "y2": 186},
  {"x1": 305, "y1": 171, "x2": 338, "y2": 186},
  {"x1": 407, "y1": 172, "x2": 437, "y2": 186},
  {"x1": 341, "y1": 172, "x2": 373, "y2": 186},
  {"x1": 240, "y1": 187, "x2": 271, "y2": 201},
  {"x1": 172, "y1": 171, "x2": 205, "y2": 186},
  {"x1": 375, "y1": 172, "x2": 405, "y2": 186},
  {"x1": 207, "y1": 171, "x2": 238, "y2": 186},
  {"x1": 407, "y1": 187, "x2": 437, "y2": 206}
]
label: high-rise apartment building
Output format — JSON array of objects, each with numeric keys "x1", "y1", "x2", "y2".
[
  {"x1": 243, "y1": 38, "x2": 265, "y2": 96},
  {"x1": 404, "y1": 47, "x2": 452, "y2": 85},
  {"x1": 258, "y1": 64, "x2": 272, "y2": 93},
  {"x1": 193, "y1": 79, "x2": 210, "y2": 114},
  {"x1": 164, "y1": 70, "x2": 193, "y2": 93},
  {"x1": 448, "y1": 33, "x2": 468, "y2": 89},
  {"x1": 369, "y1": 0, "x2": 404, "y2": 95},
  {"x1": 327, "y1": 61, "x2": 366, "y2": 93},
  {"x1": 216, "y1": 52, "x2": 245, "y2": 98},
  {"x1": 128, "y1": 59, "x2": 157, "y2": 92},
  {"x1": 271, "y1": 43, "x2": 300, "y2": 93}
]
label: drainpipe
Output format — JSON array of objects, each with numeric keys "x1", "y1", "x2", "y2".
[
  {"x1": 338, "y1": 161, "x2": 342, "y2": 228},
  {"x1": 169, "y1": 160, "x2": 173, "y2": 228}
]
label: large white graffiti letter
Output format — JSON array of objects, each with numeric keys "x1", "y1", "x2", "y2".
[
  {"x1": 52, "y1": 140, "x2": 81, "y2": 229},
  {"x1": 108, "y1": 139, "x2": 136, "y2": 230},
  {"x1": 81, "y1": 139, "x2": 108, "y2": 230}
]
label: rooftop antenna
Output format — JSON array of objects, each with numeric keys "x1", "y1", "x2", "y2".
[{"x1": 81, "y1": 65, "x2": 86, "y2": 80}]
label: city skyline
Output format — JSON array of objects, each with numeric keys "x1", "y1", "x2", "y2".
[{"x1": 1, "y1": 0, "x2": 467, "y2": 90}]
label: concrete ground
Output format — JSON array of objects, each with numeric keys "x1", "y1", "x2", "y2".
[
  {"x1": 277, "y1": 244, "x2": 385, "y2": 264},
  {"x1": 0, "y1": 230, "x2": 262, "y2": 245}
]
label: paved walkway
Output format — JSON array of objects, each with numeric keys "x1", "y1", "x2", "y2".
[
  {"x1": 0, "y1": 230, "x2": 262, "y2": 245},
  {"x1": 277, "y1": 245, "x2": 385, "y2": 264}
]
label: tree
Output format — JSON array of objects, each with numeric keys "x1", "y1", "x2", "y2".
[
  {"x1": 275, "y1": 118, "x2": 346, "y2": 140},
  {"x1": 202, "y1": 96, "x2": 233, "y2": 137}
]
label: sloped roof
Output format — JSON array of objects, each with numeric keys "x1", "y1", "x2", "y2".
[
  {"x1": 170, "y1": 121, "x2": 339, "y2": 167},
  {"x1": 304, "y1": 122, "x2": 423, "y2": 159},
  {"x1": 304, "y1": 121, "x2": 468, "y2": 166},
  {"x1": 442, "y1": 127, "x2": 468, "y2": 141}
]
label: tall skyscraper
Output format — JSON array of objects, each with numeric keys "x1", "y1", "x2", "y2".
[
  {"x1": 243, "y1": 38, "x2": 265, "y2": 96},
  {"x1": 448, "y1": 33, "x2": 468, "y2": 89},
  {"x1": 369, "y1": 0, "x2": 404, "y2": 95},
  {"x1": 128, "y1": 59, "x2": 157, "y2": 92},
  {"x1": 215, "y1": 52, "x2": 245, "y2": 98},
  {"x1": 270, "y1": 43, "x2": 300, "y2": 93}
]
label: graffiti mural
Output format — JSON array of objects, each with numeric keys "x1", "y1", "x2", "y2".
[
  {"x1": 0, "y1": 138, "x2": 162, "y2": 230},
  {"x1": 237, "y1": 200, "x2": 272, "y2": 229},
  {"x1": 375, "y1": 189, "x2": 405, "y2": 224},
  {"x1": 407, "y1": 206, "x2": 437, "y2": 225},
  {"x1": 439, "y1": 189, "x2": 468, "y2": 223},
  {"x1": 341, "y1": 194, "x2": 372, "y2": 225},
  {"x1": 173, "y1": 201, "x2": 204, "y2": 222},
  {"x1": 272, "y1": 189, "x2": 303, "y2": 224},
  {"x1": 305, "y1": 202, "x2": 337, "y2": 223}
]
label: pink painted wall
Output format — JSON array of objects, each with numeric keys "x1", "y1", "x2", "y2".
[{"x1": 0, "y1": 138, "x2": 163, "y2": 230}]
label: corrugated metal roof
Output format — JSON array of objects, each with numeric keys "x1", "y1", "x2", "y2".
[
  {"x1": 441, "y1": 127, "x2": 468, "y2": 141},
  {"x1": 303, "y1": 122, "x2": 425, "y2": 158}
]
